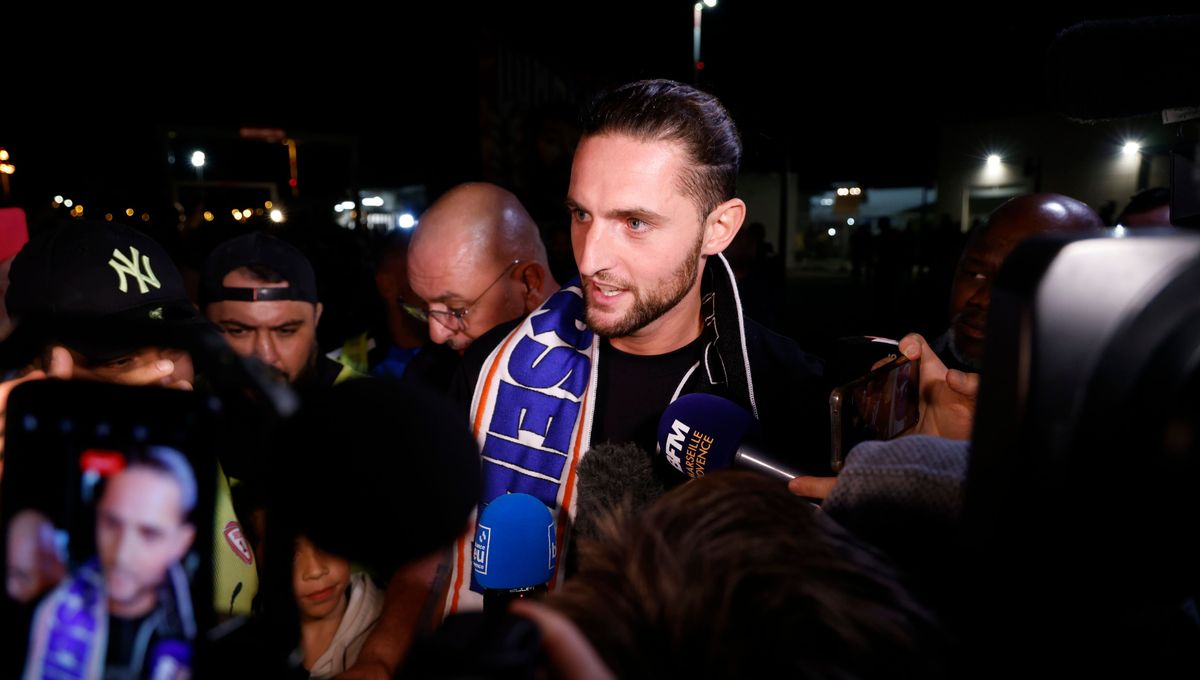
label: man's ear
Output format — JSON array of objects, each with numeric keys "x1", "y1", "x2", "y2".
[
  {"x1": 701, "y1": 198, "x2": 747, "y2": 256},
  {"x1": 516, "y1": 262, "x2": 548, "y2": 313},
  {"x1": 313, "y1": 302, "x2": 324, "y2": 327}
]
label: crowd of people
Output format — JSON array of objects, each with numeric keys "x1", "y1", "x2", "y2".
[{"x1": 0, "y1": 78, "x2": 1194, "y2": 679}]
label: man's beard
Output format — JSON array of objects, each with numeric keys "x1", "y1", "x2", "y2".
[
  {"x1": 584, "y1": 232, "x2": 704, "y2": 339},
  {"x1": 282, "y1": 342, "x2": 321, "y2": 384},
  {"x1": 947, "y1": 313, "x2": 984, "y2": 372}
]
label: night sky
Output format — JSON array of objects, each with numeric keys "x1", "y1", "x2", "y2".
[{"x1": 4, "y1": 7, "x2": 1195, "y2": 215}]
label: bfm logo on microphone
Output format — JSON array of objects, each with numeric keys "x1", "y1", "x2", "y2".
[{"x1": 663, "y1": 419, "x2": 715, "y2": 478}]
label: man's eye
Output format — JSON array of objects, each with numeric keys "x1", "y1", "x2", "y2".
[
  {"x1": 102, "y1": 356, "x2": 134, "y2": 369},
  {"x1": 628, "y1": 218, "x2": 648, "y2": 232},
  {"x1": 224, "y1": 327, "x2": 247, "y2": 337}
]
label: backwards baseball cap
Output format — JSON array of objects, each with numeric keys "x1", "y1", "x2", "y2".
[
  {"x1": 2, "y1": 220, "x2": 210, "y2": 367},
  {"x1": 199, "y1": 232, "x2": 318, "y2": 306}
]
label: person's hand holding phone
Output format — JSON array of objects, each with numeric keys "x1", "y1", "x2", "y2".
[
  {"x1": 0, "y1": 346, "x2": 195, "y2": 464},
  {"x1": 898, "y1": 333, "x2": 978, "y2": 440},
  {"x1": 41, "y1": 346, "x2": 194, "y2": 391},
  {"x1": 797, "y1": 334, "x2": 978, "y2": 502}
]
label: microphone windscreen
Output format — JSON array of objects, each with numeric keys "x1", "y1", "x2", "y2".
[
  {"x1": 575, "y1": 442, "x2": 665, "y2": 542},
  {"x1": 147, "y1": 639, "x2": 192, "y2": 678},
  {"x1": 657, "y1": 393, "x2": 755, "y2": 479},
  {"x1": 473, "y1": 493, "x2": 555, "y2": 590}
]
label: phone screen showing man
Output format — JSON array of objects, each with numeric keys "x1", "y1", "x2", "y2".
[
  {"x1": 1, "y1": 381, "x2": 216, "y2": 680},
  {"x1": 833, "y1": 358, "x2": 920, "y2": 469},
  {"x1": 851, "y1": 358, "x2": 918, "y2": 438}
]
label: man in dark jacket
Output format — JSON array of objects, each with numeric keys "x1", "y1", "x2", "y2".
[{"x1": 442, "y1": 79, "x2": 828, "y2": 614}]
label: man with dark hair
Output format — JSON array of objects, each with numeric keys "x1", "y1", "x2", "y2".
[
  {"x1": 1, "y1": 220, "x2": 204, "y2": 391},
  {"x1": 25, "y1": 447, "x2": 199, "y2": 679},
  {"x1": 201, "y1": 232, "x2": 355, "y2": 388},
  {"x1": 549, "y1": 471, "x2": 943, "y2": 678},
  {"x1": 443, "y1": 79, "x2": 828, "y2": 613}
]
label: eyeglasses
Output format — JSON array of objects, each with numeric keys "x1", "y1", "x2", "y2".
[{"x1": 404, "y1": 259, "x2": 521, "y2": 332}]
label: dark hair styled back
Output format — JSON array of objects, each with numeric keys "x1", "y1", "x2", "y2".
[
  {"x1": 581, "y1": 79, "x2": 741, "y2": 220},
  {"x1": 121, "y1": 445, "x2": 198, "y2": 519}
]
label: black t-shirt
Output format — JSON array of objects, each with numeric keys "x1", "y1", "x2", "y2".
[
  {"x1": 591, "y1": 336, "x2": 704, "y2": 463},
  {"x1": 454, "y1": 321, "x2": 704, "y2": 485},
  {"x1": 106, "y1": 612, "x2": 152, "y2": 679}
]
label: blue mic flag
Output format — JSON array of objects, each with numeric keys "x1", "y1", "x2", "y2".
[{"x1": 473, "y1": 492, "x2": 556, "y2": 590}]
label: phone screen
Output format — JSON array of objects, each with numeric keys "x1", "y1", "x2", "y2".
[
  {"x1": 1, "y1": 380, "x2": 218, "y2": 680},
  {"x1": 829, "y1": 357, "x2": 920, "y2": 471}
]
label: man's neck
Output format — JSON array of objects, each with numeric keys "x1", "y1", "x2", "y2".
[{"x1": 608, "y1": 291, "x2": 704, "y2": 356}]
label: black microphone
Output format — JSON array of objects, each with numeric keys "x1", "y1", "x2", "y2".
[
  {"x1": 574, "y1": 442, "x2": 665, "y2": 542},
  {"x1": 656, "y1": 393, "x2": 805, "y2": 482},
  {"x1": 228, "y1": 581, "x2": 243, "y2": 616}
]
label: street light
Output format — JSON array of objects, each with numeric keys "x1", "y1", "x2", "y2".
[
  {"x1": 190, "y1": 150, "x2": 206, "y2": 182},
  {"x1": 693, "y1": 0, "x2": 717, "y2": 84},
  {"x1": 0, "y1": 148, "x2": 13, "y2": 200}
]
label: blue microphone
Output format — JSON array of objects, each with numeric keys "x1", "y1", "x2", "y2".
[
  {"x1": 472, "y1": 492, "x2": 556, "y2": 613},
  {"x1": 656, "y1": 393, "x2": 804, "y2": 481},
  {"x1": 147, "y1": 638, "x2": 191, "y2": 679}
]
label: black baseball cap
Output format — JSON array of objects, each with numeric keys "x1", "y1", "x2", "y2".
[
  {"x1": 2, "y1": 220, "x2": 211, "y2": 368},
  {"x1": 199, "y1": 232, "x2": 318, "y2": 306}
]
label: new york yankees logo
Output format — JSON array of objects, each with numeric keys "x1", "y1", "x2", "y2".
[{"x1": 108, "y1": 247, "x2": 162, "y2": 294}]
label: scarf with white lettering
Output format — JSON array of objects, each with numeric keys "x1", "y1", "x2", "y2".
[
  {"x1": 25, "y1": 558, "x2": 195, "y2": 679},
  {"x1": 445, "y1": 255, "x2": 759, "y2": 614},
  {"x1": 446, "y1": 281, "x2": 598, "y2": 614}
]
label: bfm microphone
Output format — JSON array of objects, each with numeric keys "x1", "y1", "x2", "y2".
[
  {"x1": 472, "y1": 492, "x2": 555, "y2": 613},
  {"x1": 146, "y1": 639, "x2": 191, "y2": 680},
  {"x1": 656, "y1": 393, "x2": 804, "y2": 482}
]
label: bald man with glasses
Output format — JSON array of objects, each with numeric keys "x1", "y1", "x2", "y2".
[{"x1": 407, "y1": 184, "x2": 559, "y2": 354}]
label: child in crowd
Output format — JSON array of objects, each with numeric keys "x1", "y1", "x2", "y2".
[{"x1": 292, "y1": 535, "x2": 383, "y2": 678}]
